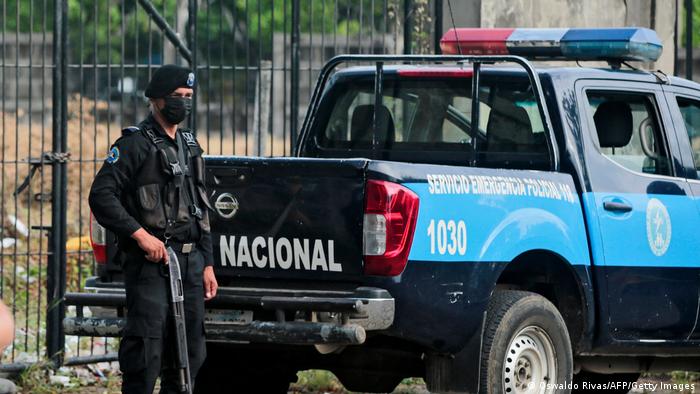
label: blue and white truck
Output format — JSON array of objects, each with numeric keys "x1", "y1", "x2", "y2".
[{"x1": 67, "y1": 28, "x2": 700, "y2": 393}]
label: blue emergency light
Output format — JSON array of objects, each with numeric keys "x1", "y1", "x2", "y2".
[{"x1": 440, "y1": 27, "x2": 662, "y2": 62}]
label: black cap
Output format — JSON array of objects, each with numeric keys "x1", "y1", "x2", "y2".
[{"x1": 144, "y1": 64, "x2": 195, "y2": 98}]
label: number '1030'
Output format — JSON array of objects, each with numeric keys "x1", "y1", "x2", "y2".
[{"x1": 427, "y1": 219, "x2": 467, "y2": 255}]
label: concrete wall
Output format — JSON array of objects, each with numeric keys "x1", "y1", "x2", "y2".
[
  {"x1": 442, "y1": 0, "x2": 677, "y2": 73},
  {"x1": 0, "y1": 33, "x2": 53, "y2": 112}
]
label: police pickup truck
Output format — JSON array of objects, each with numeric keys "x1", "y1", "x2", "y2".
[{"x1": 66, "y1": 27, "x2": 700, "y2": 393}]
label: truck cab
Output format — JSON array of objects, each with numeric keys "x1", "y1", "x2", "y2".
[{"x1": 69, "y1": 28, "x2": 700, "y2": 394}]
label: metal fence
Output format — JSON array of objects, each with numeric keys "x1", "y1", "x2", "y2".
[{"x1": 0, "y1": 0, "x2": 441, "y2": 370}]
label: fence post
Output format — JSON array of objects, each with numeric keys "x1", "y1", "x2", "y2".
[
  {"x1": 47, "y1": 0, "x2": 68, "y2": 367},
  {"x1": 434, "y1": 0, "x2": 443, "y2": 54},
  {"x1": 290, "y1": 0, "x2": 300, "y2": 152},
  {"x1": 403, "y1": 0, "x2": 413, "y2": 54},
  {"x1": 188, "y1": 0, "x2": 198, "y2": 132},
  {"x1": 686, "y1": 0, "x2": 693, "y2": 80}
]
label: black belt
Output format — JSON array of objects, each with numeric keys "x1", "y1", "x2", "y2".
[{"x1": 167, "y1": 241, "x2": 197, "y2": 254}]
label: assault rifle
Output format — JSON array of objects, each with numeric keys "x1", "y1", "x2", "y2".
[{"x1": 166, "y1": 246, "x2": 192, "y2": 394}]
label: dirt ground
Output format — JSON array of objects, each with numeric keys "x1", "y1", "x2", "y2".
[{"x1": 13, "y1": 367, "x2": 430, "y2": 394}]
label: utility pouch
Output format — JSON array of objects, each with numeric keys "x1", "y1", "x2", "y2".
[
  {"x1": 136, "y1": 183, "x2": 167, "y2": 230},
  {"x1": 162, "y1": 183, "x2": 192, "y2": 225}
]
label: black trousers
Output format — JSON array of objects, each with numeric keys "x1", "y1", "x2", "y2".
[{"x1": 119, "y1": 248, "x2": 207, "y2": 394}]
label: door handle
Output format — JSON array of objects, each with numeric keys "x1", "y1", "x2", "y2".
[{"x1": 603, "y1": 201, "x2": 633, "y2": 212}]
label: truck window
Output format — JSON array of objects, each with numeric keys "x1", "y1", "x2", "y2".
[
  {"x1": 676, "y1": 97, "x2": 700, "y2": 172},
  {"x1": 440, "y1": 96, "x2": 490, "y2": 144},
  {"x1": 324, "y1": 90, "x2": 419, "y2": 144},
  {"x1": 316, "y1": 75, "x2": 550, "y2": 169},
  {"x1": 587, "y1": 91, "x2": 671, "y2": 176}
]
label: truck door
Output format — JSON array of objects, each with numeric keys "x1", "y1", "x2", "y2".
[
  {"x1": 579, "y1": 82, "x2": 700, "y2": 341},
  {"x1": 664, "y1": 86, "x2": 700, "y2": 341}
]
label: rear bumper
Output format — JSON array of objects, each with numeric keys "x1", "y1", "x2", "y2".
[{"x1": 65, "y1": 278, "x2": 395, "y2": 346}]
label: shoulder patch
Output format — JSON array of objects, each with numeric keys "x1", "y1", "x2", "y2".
[
  {"x1": 106, "y1": 146, "x2": 120, "y2": 164},
  {"x1": 181, "y1": 131, "x2": 198, "y2": 147},
  {"x1": 121, "y1": 126, "x2": 140, "y2": 136}
]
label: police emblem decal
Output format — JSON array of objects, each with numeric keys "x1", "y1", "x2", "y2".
[
  {"x1": 214, "y1": 193, "x2": 239, "y2": 219},
  {"x1": 106, "y1": 146, "x2": 120, "y2": 164},
  {"x1": 646, "y1": 198, "x2": 671, "y2": 257},
  {"x1": 186, "y1": 72, "x2": 195, "y2": 87}
]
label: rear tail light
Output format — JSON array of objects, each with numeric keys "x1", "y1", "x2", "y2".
[
  {"x1": 363, "y1": 180, "x2": 419, "y2": 276},
  {"x1": 90, "y1": 212, "x2": 107, "y2": 265}
]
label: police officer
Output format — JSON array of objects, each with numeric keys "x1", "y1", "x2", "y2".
[{"x1": 89, "y1": 64, "x2": 218, "y2": 394}]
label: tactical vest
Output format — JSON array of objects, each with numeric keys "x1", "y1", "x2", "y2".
[{"x1": 123, "y1": 125, "x2": 212, "y2": 240}]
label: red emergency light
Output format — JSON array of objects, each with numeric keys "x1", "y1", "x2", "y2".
[{"x1": 440, "y1": 28, "x2": 514, "y2": 56}]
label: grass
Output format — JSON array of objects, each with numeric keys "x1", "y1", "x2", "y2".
[
  {"x1": 668, "y1": 371, "x2": 700, "y2": 386},
  {"x1": 291, "y1": 370, "x2": 346, "y2": 393}
]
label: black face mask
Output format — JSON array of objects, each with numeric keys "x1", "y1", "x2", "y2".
[{"x1": 160, "y1": 96, "x2": 192, "y2": 125}]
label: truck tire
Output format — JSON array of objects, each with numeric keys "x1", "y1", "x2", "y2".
[
  {"x1": 480, "y1": 290, "x2": 573, "y2": 393},
  {"x1": 572, "y1": 372, "x2": 640, "y2": 393}
]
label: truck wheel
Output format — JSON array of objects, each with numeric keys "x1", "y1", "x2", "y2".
[
  {"x1": 572, "y1": 372, "x2": 639, "y2": 393},
  {"x1": 480, "y1": 290, "x2": 573, "y2": 393}
]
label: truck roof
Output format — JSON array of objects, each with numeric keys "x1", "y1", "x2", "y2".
[{"x1": 332, "y1": 64, "x2": 700, "y2": 91}]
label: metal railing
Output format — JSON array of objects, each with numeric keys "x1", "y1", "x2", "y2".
[{"x1": 295, "y1": 54, "x2": 559, "y2": 171}]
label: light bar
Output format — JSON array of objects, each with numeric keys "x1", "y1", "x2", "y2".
[{"x1": 440, "y1": 27, "x2": 662, "y2": 62}]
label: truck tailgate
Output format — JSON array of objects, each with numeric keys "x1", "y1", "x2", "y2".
[{"x1": 205, "y1": 156, "x2": 368, "y2": 281}]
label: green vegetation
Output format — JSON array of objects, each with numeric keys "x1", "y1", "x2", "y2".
[
  {"x1": 1, "y1": 0, "x2": 54, "y2": 33},
  {"x1": 291, "y1": 370, "x2": 345, "y2": 392},
  {"x1": 682, "y1": 0, "x2": 700, "y2": 47},
  {"x1": 5, "y1": 0, "x2": 404, "y2": 65},
  {"x1": 669, "y1": 371, "x2": 700, "y2": 386}
]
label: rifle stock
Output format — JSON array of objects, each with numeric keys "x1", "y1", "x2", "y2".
[{"x1": 166, "y1": 246, "x2": 193, "y2": 394}]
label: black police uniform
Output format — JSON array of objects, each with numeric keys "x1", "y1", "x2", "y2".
[{"x1": 89, "y1": 112, "x2": 213, "y2": 393}]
